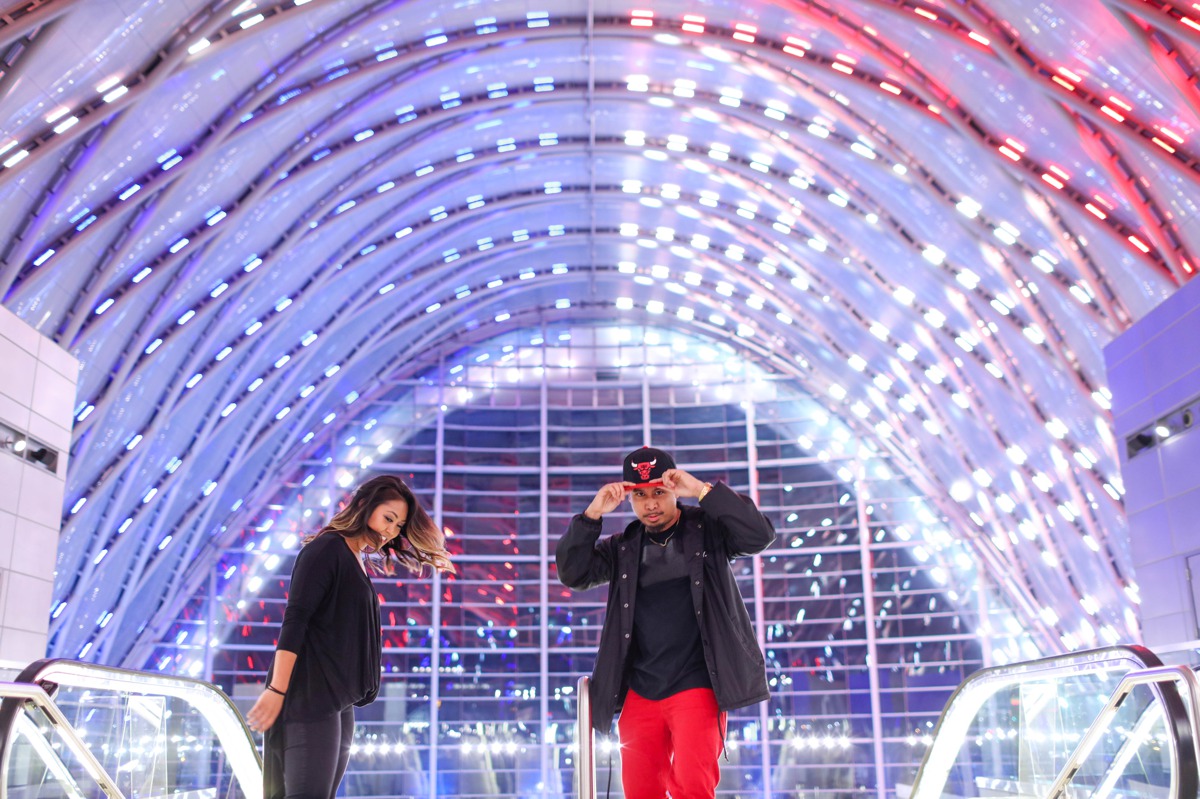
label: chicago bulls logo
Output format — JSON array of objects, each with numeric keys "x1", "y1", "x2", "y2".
[{"x1": 630, "y1": 458, "x2": 657, "y2": 481}]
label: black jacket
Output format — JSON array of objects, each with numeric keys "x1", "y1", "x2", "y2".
[
  {"x1": 273, "y1": 533, "x2": 382, "y2": 721},
  {"x1": 556, "y1": 482, "x2": 775, "y2": 733}
]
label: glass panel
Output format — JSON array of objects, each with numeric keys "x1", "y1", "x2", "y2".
[
  {"x1": 342, "y1": 726, "x2": 428, "y2": 798},
  {"x1": 908, "y1": 648, "x2": 1194, "y2": 799},
  {"x1": 933, "y1": 678, "x2": 1176, "y2": 799},
  {"x1": 435, "y1": 723, "x2": 551, "y2": 797},
  {"x1": 2, "y1": 699, "x2": 108, "y2": 799},
  {"x1": 1054, "y1": 683, "x2": 1174, "y2": 798},
  {"x1": 47, "y1": 684, "x2": 244, "y2": 799}
]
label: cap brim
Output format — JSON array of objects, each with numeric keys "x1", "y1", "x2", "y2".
[{"x1": 624, "y1": 479, "x2": 664, "y2": 491}]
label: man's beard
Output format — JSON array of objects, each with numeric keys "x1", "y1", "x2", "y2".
[{"x1": 644, "y1": 517, "x2": 677, "y2": 535}]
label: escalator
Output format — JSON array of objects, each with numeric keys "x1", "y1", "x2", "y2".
[
  {"x1": 0, "y1": 660, "x2": 260, "y2": 799},
  {"x1": 904, "y1": 646, "x2": 1199, "y2": 799}
]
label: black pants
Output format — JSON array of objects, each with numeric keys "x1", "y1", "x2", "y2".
[{"x1": 264, "y1": 707, "x2": 355, "y2": 799}]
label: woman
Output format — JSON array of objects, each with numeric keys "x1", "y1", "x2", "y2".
[{"x1": 246, "y1": 475, "x2": 454, "y2": 799}]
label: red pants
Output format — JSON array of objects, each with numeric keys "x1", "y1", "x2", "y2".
[{"x1": 617, "y1": 688, "x2": 725, "y2": 799}]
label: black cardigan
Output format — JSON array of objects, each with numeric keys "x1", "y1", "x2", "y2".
[
  {"x1": 272, "y1": 533, "x2": 382, "y2": 721},
  {"x1": 556, "y1": 482, "x2": 776, "y2": 733}
]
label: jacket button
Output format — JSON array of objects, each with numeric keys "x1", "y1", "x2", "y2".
[
  {"x1": 623, "y1": 603, "x2": 629, "y2": 608},
  {"x1": 622, "y1": 574, "x2": 628, "y2": 579},
  {"x1": 694, "y1": 580, "x2": 700, "y2": 586},
  {"x1": 625, "y1": 634, "x2": 630, "y2": 639}
]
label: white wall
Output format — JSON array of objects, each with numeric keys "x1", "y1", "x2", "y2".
[
  {"x1": 1105, "y1": 276, "x2": 1200, "y2": 663},
  {"x1": 0, "y1": 304, "x2": 78, "y2": 665}
]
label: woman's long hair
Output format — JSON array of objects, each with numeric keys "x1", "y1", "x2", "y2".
[{"x1": 314, "y1": 475, "x2": 455, "y2": 575}]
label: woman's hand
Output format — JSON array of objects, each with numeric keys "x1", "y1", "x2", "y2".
[{"x1": 245, "y1": 689, "x2": 284, "y2": 732}]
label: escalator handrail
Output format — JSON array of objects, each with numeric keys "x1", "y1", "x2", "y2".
[
  {"x1": 909, "y1": 645, "x2": 1195, "y2": 799},
  {"x1": 13, "y1": 659, "x2": 262, "y2": 799},
  {"x1": 0, "y1": 681, "x2": 127, "y2": 799},
  {"x1": 577, "y1": 675, "x2": 594, "y2": 799}
]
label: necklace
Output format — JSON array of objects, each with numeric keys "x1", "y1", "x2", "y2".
[{"x1": 647, "y1": 524, "x2": 677, "y2": 547}]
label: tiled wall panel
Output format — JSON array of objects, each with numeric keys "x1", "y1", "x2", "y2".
[
  {"x1": 0, "y1": 305, "x2": 78, "y2": 666},
  {"x1": 1105, "y1": 277, "x2": 1200, "y2": 658}
]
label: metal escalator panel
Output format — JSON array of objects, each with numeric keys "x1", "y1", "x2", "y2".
[
  {"x1": 576, "y1": 676, "x2": 593, "y2": 799},
  {"x1": 909, "y1": 646, "x2": 1199, "y2": 799},
  {"x1": 12, "y1": 660, "x2": 261, "y2": 799}
]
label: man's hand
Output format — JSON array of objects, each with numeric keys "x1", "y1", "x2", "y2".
[
  {"x1": 584, "y1": 482, "x2": 631, "y2": 520},
  {"x1": 660, "y1": 468, "x2": 707, "y2": 498}
]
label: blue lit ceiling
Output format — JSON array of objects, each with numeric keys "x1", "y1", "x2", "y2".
[{"x1": 1, "y1": 0, "x2": 1193, "y2": 665}]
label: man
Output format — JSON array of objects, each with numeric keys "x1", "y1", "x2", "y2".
[{"x1": 556, "y1": 446, "x2": 776, "y2": 799}]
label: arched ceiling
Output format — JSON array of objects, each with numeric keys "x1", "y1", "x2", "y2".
[{"x1": 1, "y1": 0, "x2": 1193, "y2": 665}]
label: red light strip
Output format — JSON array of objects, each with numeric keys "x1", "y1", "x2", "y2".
[
  {"x1": 783, "y1": 34, "x2": 811, "y2": 58},
  {"x1": 614, "y1": 6, "x2": 1185, "y2": 279}
]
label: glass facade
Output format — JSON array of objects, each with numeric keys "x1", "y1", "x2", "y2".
[{"x1": 154, "y1": 325, "x2": 1027, "y2": 799}]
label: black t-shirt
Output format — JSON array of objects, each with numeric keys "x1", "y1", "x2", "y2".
[
  {"x1": 627, "y1": 524, "x2": 711, "y2": 699},
  {"x1": 272, "y1": 533, "x2": 382, "y2": 721}
]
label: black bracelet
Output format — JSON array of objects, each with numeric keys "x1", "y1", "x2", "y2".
[{"x1": 265, "y1": 684, "x2": 286, "y2": 697}]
